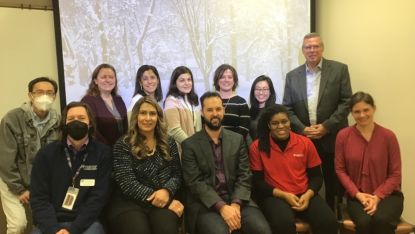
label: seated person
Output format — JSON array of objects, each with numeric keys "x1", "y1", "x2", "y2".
[
  {"x1": 107, "y1": 96, "x2": 183, "y2": 234},
  {"x1": 335, "y1": 91, "x2": 403, "y2": 234},
  {"x1": 30, "y1": 102, "x2": 112, "y2": 234},
  {"x1": 249, "y1": 104, "x2": 338, "y2": 234},
  {"x1": 182, "y1": 91, "x2": 271, "y2": 234}
]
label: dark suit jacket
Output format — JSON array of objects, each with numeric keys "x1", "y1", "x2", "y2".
[
  {"x1": 282, "y1": 58, "x2": 352, "y2": 153},
  {"x1": 181, "y1": 128, "x2": 254, "y2": 234}
]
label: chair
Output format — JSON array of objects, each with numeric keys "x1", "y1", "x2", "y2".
[{"x1": 341, "y1": 218, "x2": 414, "y2": 234}]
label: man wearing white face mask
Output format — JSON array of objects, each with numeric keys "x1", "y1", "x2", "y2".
[{"x1": 0, "y1": 77, "x2": 61, "y2": 234}]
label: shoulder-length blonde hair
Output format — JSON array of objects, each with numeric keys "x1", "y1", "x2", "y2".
[{"x1": 128, "y1": 96, "x2": 170, "y2": 160}]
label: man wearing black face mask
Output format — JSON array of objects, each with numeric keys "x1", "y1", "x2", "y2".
[{"x1": 30, "y1": 102, "x2": 112, "y2": 234}]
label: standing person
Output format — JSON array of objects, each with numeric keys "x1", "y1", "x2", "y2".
[
  {"x1": 164, "y1": 66, "x2": 202, "y2": 150},
  {"x1": 81, "y1": 63, "x2": 128, "y2": 147},
  {"x1": 335, "y1": 92, "x2": 403, "y2": 234},
  {"x1": 282, "y1": 32, "x2": 352, "y2": 210},
  {"x1": 213, "y1": 64, "x2": 250, "y2": 140},
  {"x1": 250, "y1": 104, "x2": 338, "y2": 234},
  {"x1": 108, "y1": 97, "x2": 183, "y2": 234},
  {"x1": 128, "y1": 65, "x2": 164, "y2": 112},
  {"x1": 0, "y1": 77, "x2": 60, "y2": 234},
  {"x1": 30, "y1": 102, "x2": 112, "y2": 234},
  {"x1": 249, "y1": 75, "x2": 277, "y2": 140},
  {"x1": 181, "y1": 91, "x2": 271, "y2": 234}
]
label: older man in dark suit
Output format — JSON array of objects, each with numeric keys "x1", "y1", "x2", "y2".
[
  {"x1": 182, "y1": 92, "x2": 271, "y2": 234},
  {"x1": 283, "y1": 33, "x2": 352, "y2": 211}
]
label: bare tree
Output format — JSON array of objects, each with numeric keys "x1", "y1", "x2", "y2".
[{"x1": 172, "y1": 0, "x2": 225, "y2": 89}]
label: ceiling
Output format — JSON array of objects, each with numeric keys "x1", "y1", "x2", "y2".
[{"x1": 0, "y1": 0, "x2": 53, "y2": 10}]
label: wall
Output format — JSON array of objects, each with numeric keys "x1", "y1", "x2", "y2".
[
  {"x1": 0, "y1": 7, "x2": 60, "y2": 118},
  {"x1": 0, "y1": 7, "x2": 59, "y2": 233},
  {"x1": 317, "y1": 0, "x2": 415, "y2": 222}
]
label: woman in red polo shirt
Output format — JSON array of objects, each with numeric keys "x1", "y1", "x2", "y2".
[
  {"x1": 249, "y1": 104, "x2": 337, "y2": 234},
  {"x1": 335, "y1": 92, "x2": 403, "y2": 234}
]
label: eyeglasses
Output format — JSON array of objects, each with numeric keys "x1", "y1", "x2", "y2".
[
  {"x1": 254, "y1": 88, "x2": 270, "y2": 93},
  {"x1": 31, "y1": 90, "x2": 56, "y2": 97},
  {"x1": 303, "y1": 45, "x2": 321, "y2": 51}
]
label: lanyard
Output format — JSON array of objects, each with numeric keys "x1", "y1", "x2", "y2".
[{"x1": 64, "y1": 147, "x2": 88, "y2": 187}]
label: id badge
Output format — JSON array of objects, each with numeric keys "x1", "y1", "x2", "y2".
[
  {"x1": 62, "y1": 186, "x2": 79, "y2": 210},
  {"x1": 80, "y1": 179, "x2": 95, "y2": 187}
]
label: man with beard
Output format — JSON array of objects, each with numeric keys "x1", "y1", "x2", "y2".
[
  {"x1": 30, "y1": 102, "x2": 111, "y2": 234},
  {"x1": 181, "y1": 91, "x2": 271, "y2": 234},
  {"x1": 0, "y1": 77, "x2": 61, "y2": 234}
]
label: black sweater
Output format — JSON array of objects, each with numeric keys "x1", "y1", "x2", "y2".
[{"x1": 30, "y1": 139, "x2": 112, "y2": 234}]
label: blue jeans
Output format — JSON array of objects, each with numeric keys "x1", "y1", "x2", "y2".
[{"x1": 31, "y1": 221, "x2": 104, "y2": 234}]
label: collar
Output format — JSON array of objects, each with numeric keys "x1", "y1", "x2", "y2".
[
  {"x1": 67, "y1": 137, "x2": 89, "y2": 153},
  {"x1": 203, "y1": 127, "x2": 223, "y2": 144},
  {"x1": 30, "y1": 105, "x2": 51, "y2": 127},
  {"x1": 269, "y1": 131, "x2": 297, "y2": 152},
  {"x1": 305, "y1": 58, "x2": 323, "y2": 73}
]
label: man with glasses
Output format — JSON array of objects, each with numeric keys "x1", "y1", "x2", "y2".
[
  {"x1": 0, "y1": 77, "x2": 60, "y2": 234},
  {"x1": 283, "y1": 33, "x2": 352, "y2": 211}
]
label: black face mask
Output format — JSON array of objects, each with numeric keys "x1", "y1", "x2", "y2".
[{"x1": 66, "y1": 120, "x2": 89, "y2": 140}]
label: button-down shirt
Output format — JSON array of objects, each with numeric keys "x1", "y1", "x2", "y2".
[
  {"x1": 209, "y1": 135, "x2": 228, "y2": 199},
  {"x1": 306, "y1": 59, "x2": 322, "y2": 125}
]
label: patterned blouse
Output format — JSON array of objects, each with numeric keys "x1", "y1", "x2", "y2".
[{"x1": 112, "y1": 136, "x2": 182, "y2": 206}]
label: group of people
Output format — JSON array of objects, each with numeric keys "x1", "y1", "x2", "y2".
[{"x1": 0, "y1": 32, "x2": 403, "y2": 234}]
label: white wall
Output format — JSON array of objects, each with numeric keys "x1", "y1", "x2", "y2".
[
  {"x1": 317, "y1": 0, "x2": 415, "y2": 222},
  {"x1": 0, "y1": 7, "x2": 60, "y2": 118}
]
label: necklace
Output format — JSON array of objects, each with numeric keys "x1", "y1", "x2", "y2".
[{"x1": 146, "y1": 145, "x2": 156, "y2": 156}]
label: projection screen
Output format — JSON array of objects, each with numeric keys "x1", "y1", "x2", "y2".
[{"x1": 53, "y1": 0, "x2": 315, "y2": 108}]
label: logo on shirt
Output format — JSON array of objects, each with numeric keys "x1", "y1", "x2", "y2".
[{"x1": 292, "y1": 153, "x2": 304, "y2": 157}]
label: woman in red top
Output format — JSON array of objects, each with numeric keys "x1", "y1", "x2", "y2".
[
  {"x1": 250, "y1": 104, "x2": 337, "y2": 234},
  {"x1": 335, "y1": 91, "x2": 403, "y2": 234}
]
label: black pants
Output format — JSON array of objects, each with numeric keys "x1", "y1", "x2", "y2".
[
  {"x1": 347, "y1": 192, "x2": 404, "y2": 234},
  {"x1": 314, "y1": 141, "x2": 342, "y2": 211},
  {"x1": 259, "y1": 195, "x2": 338, "y2": 234},
  {"x1": 108, "y1": 205, "x2": 180, "y2": 234}
]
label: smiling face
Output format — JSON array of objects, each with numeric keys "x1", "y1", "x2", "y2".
[
  {"x1": 201, "y1": 96, "x2": 224, "y2": 131},
  {"x1": 218, "y1": 69, "x2": 235, "y2": 92},
  {"x1": 302, "y1": 36, "x2": 324, "y2": 67},
  {"x1": 269, "y1": 112, "x2": 291, "y2": 140},
  {"x1": 254, "y1": 80, "x2": 271, "y2": 106},
  {"x1": 176, "y1": 73, "x2": 193, "y2": 94},
  {"x1": 140, "y1": 70, "x2": 159, "y2": 96},
  {"x1": 137, "y1": 102, "x2": 158, "y2": 135},
  {"x1": 351, "y1": 101, "x2": 376, "y2": 128},
  {"x1": 94, "y1": 68, "x2": 116, "y2": 94}
]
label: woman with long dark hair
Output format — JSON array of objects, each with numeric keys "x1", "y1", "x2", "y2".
[
  {"x1": 249, "y1": 75, "x2": 276, "y2": 140},
  {"x1": 164, "y1": 66, "x2": 202, "y2": 148}
]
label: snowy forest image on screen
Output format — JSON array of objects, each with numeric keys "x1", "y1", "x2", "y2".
[{"x1": 58, "y1": 0, "x2": 311, "y2": 106}]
